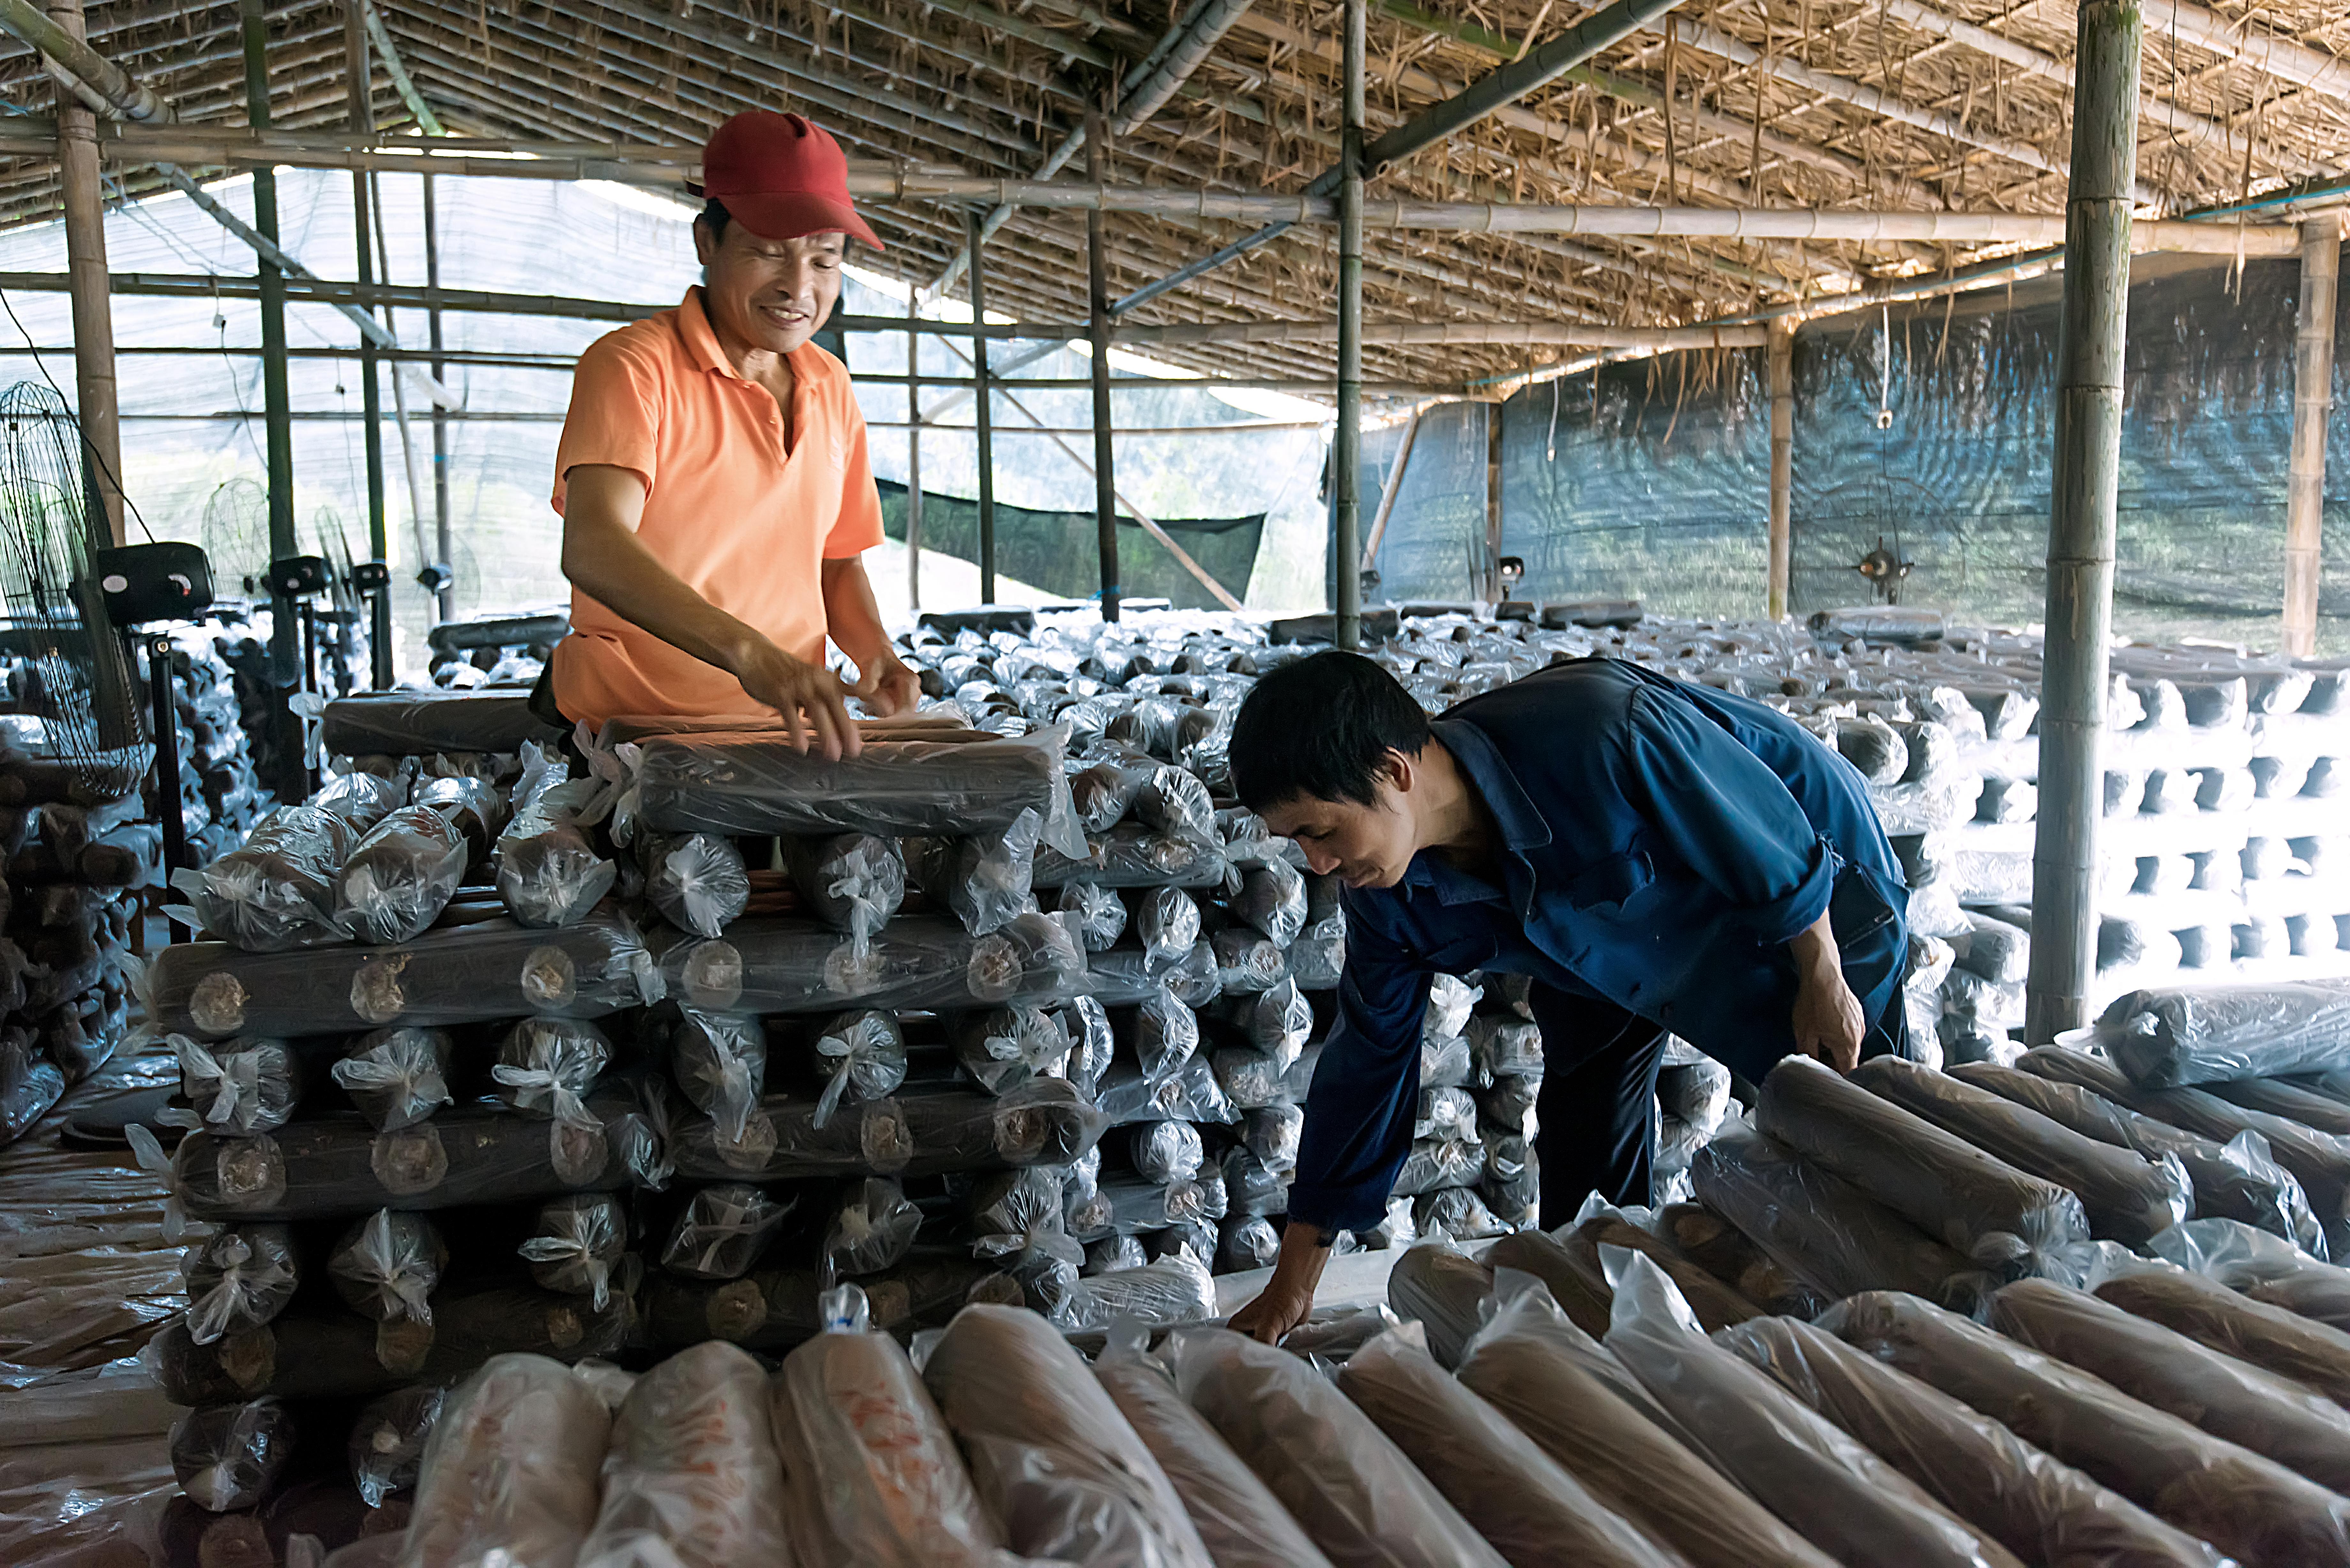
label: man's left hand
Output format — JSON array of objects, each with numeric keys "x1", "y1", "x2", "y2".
[
  {"x1": 850, "y1": 652, "x2": 922, "y2": 718},
  {"x1": 1792, "y1": 964, "x2": 1866, "y2": 1072}
]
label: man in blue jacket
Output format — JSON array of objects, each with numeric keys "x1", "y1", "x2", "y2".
[{"x1": 1225, "y1": 650, "x2": 1910, "y2": 1343}]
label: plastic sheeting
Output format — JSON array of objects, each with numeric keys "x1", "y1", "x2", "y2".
[
  {"x1": 577, "y1": 1340, "x2": 790, "y2": 1568},
  {"x1": 658, "y1": 913, "x2": 1086, "y2": 1017},
  {"x1": 2092, "y1": 980, "x2": 2350, "y2": 1087},
  {"x1": 1717, "y1": 1314, "x2": 2226, "y2": 1568},
  {"x1": 2091, "y1": 1262, "x2": 2350, "y2": 1411},
  {"x1": 395, "y1": 1353, "x2": 613, "y2": 1568},
  {"x1": 2149, "y1": 1216, "x2": 2350, "y2": 1333}
]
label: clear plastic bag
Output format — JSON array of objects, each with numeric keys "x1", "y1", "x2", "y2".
[
  {"x1": 396, "y1": 1354, "x2": 613, "y2": 1568},
  {"x1": 1089, "y1": 939, "x2": 1222, "y2": 1008},
  {"x1": 659, "y1": 912, "x2": 1086, "y2": 1017},
  {"x1": 1386, "y1": 1241, "x2": 1495, "y2": 1368},
  {"x1": 1822, "y1": 1287, "x2": 2350, "y2": 1566},
  {"x1": 770, "y1": 1284, "x2": 1013, "y2": 1568},
  {"x1": 1454, "y1": 1282, "x2": 1834, "y2": 1568},
  {"x1": 519, "y1": 1192, "x2": 629, "y2": 1309},
  {"x1": 1289, "y1": 920, "x2": 1345, "y2": 991},
  {"x1": 1094, "y1": 1323, "x2": 1336, "y2": 1568},
  {"x1": 329, "y1": 1209, "x2": 447, "y2": 1324},
  {"x1": 146, "y1": 908, "x2": 657, "y2": 1039},
  {"x1": 812, "y1": 1009, "x2": 907, "y2": 1127},
  {"x1": 1759, "y1": 1055, "x2": 2088, "y2": 1272},
  {"x1": 2092, "y1": 979, "x2": 2350, "y2": 1087},
  {"x1": 1130, "y1": 1119, "x2": 1205, "y2": 1184},
  {"x1": 1220, "y1": 1143, "x2": 1288, "y2": 1217},
  {"x1": 1479, "y1": 1132, "x2": 1539, "y2": 1228},
  {"x1": 494, "y1": 777, "x2": 618, "y2": 930},
  {"x1": 414, "y1": 772, "x2": 509, "y2": 867},
  {"x1": 1852, "y1": 1056, "x2": 2191, "y2": 1246},
  {"x1": 1652, "y1": 1203, "x2": 1826, "y2": 1319},
  {"x1": 1118, "y1": 987, "x2": 1201, "y2": 1081},
  {"x1": 1088, "y1": 1233, "x2": 1148, "y2": 1274},
  {"x1": 1420, "y1": 1031, "x2": 1472, "y2": 1091},
  {"x1": 953, "y1": 1005, "x2": 1074, "y2": 1097},
  {"x1": 662, "y1": 1182, "x2": 796, "y2": 1280},
  {"x1": 923, "y1": 1302, "x2": 1214, "y2": 1567},
  {"x1": 349, "y1": 1384, "x2": 445, "y2": 1509},
  {"x1": 1093, "y1": 1056, "x2": 1238, "y2": 1128},
  {"x1": 1217, "y1": 1212, "x2": 1282, "y2": 1272},
  {"x1": 1096, "y1": 1175, "x2": 1223, "y2": 1234},
  {"x1": 1988, "y1": 1276, "x2": 2350, "y2": 1493},
  {"x1": 177, "y1": 803, "x2": 365, "y2": 952},
  {"x1": 640, "y1": 831, "x2": 751, "y2": 939},
  {"x1": 1392, "y1": 1135, "x2": 1483, "y2": 1196},
  {"x1": 1691, "y1": 1118, "x2": 1982, "y2": 1309},
  {"x1": 1134, "y1": 886, "x2": 1203, "y2": 971},
  {"x1": 1424, "y1": 974, "x2": 1482, "y2": 1042},
  {"x1": 2091, "y1": 1261, "x2": 2350, "y2": 1412},
  {"x1": 1133, "y1": 763, "x2": 1217, "y2": 841},
  {"x1": 923, "y1": 807, "x2": 1044, "y2": 938},
  {"x1": 1210, "y1": 926, "x2": 1287, "y2": 993},
  {"x1": 335, "y1": 804, "x2": 470, "y2": 946},
  {"x1": 1951, "y1": 1059, "x2": 2326, "y2": 1256},
  {"x1": 1165, "y1": 1325, "x2": 1507, "y2": 1568},
  {"x1": 1057, "y1": 880, "x2": 1126, "y2": 952},
  {"x1": 575, "y1": 1340, "x2": 791, "y2": 1568},
  {"x1": 1228, "y1": 859, "x2": 1307, "y2": 947},
  {"x1": 1212, "y1": 976, "x2": 1313, "y2": 1064},
  {"x1": 1241, "y1": 1102, "x2": 1302, "y2": 1174},
  {"x1": 1466, "y1": 1014, "x2": 1543, "y2": 1082},
  {"x1": 185, "y1": 1224, "x2": 299, "y2": 1346},
  {"x1": 1033, "y1": 823, "x2": 1229, "y2": 891},
  {"x1": 1338, "y1": 1322, "x2": 1694, "y2": 1568},
  {"x1": 1720, "y1": 1313, "x2": 2224, "y2": 1568},
  {"x1": 823, "y1": 1177, "x2": 923, "y2": 1280},
  {"x1": 2149, "y1": 1215, "x2": 2350, "y2": 1332},
  {"x1": 786, "y1": 832, "x2": 907, "y2": 951},
  {"x1": 331, "y1": 1028, "x2": 456, "y2": 1133},
  {"x1": 1060, "y1": 995, "x2": 1113, "y2": 1096},
  {"x1": 172, "y1": 1397, "x2": 297, "y2": 1513},
  {"x1": 1477, "y1": 1073, "x2": 1539, "y2": 1137},
  {"x1": 493, "y1": 1018, "x2": 613, "y2": 1131},
  {"x1": 164, "y1": 1034, "x2": 302, "y2": 1135},
  {"x1": 664, "y1": 1007, "x2": 767, "y2": 1149},
  {"x1": 1606, "y1": 1254, "x2": 2025, "y2": 1568},
  {"x1": 1210, "y1": 1047, "x2": 1287, "y2": 1110},
  {"x1": 1415, "y1": 1085, "x2": 1478, "y2": 1142},
  {"x1": 624, "y1": 725, "x2": 1081, "y2": 855},
  {"x1": 1070, "y1": 757, "x2": 1144, "y2": 834},
  {"x1": 1029, "y1": 1253, "x2": 1219, "y2": 1331}
]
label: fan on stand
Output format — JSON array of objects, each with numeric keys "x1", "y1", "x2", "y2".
[
  {"x1": 199, "y1": 477, "x2": 270, "y2": 604},
  {"x1": 0, "y1": 383, "x2": 148, "y2": 803}
]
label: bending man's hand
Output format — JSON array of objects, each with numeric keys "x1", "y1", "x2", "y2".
[
  {"x1": 1227, "y1": 1220, "x2": 1333, "y2": 1345},
  {"x1": 1787, "y1": 909, "x2": 1864, "y2": 1071},
  {"x1": 734, "y1": 638, "x2": 861, "y2": 760},
  {"x1": 848, "y1": 650, "x2": 922, "y2": 718}
]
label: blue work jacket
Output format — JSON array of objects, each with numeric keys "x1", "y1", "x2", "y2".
[{"x1": 1289, "y1": 656, "x2": 1911, "y2": 1233}]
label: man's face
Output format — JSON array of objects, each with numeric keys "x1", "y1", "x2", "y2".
[
  {"x1": 1259, "y1": 773, "x2": 1419, "y2": 889},
  {"x1": 695, "y1": 220, "x2": 846, "y2": 356}
]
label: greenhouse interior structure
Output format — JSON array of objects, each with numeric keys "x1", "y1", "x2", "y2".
[{"x1": 12, "y1": 0, "x2": 2350, "y2": 1562}]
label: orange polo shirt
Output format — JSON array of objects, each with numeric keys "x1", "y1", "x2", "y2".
[{"x1": 548, "y1": 286, "x2": 884, "y2": 728}]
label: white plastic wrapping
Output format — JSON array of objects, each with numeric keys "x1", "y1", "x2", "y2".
[
  {"x1": 812, "y1": 1009, "x2": 907, "y2": 1127},
  {"x1": 953, "y1": 1005, "x2": 1074, "y2": 1097},
  {"x1": 1057, "y1": 880, "x2": 1127, "y2": 952},
  {"x1": 1719, "y1": 1313, "x2": 2226, "y2": 1568},
  {"x1": 1060, "y1": 995, "x2": 1114, "y2": 1096},
  {"x1": 1165, "y1": 1325, "x2": 1507, "y2": 1568},
  {"x1": 1605, "y1": 1253, "x2": 2024, "y2": 1568},
  {"x1": 924, "y1": 1302, "x2": 1214, "y2": 1567},
  {"x1": 332, "y1": 1028, "x2": 456, "y2": 1133},
  {"x1": 2149, "y1": 1215, "x2": 2350, "y2": 1331},
  {"x1": 329, "y1": 1209, "x2": 447, "y2": 1324},
  {"x1": 164, "y1": 1034, "x2": 302, "y2": 1135},
  {"x1": 2092, "y1": 979, "x2": 2350, "y2": 1087},
  {"x1": 663, "y1": 1008, "x2": 767, "y2": 1150},
  {"x1": 922, "y1": 808, "x2": 1044, "y2": 938},
  {"x1": 1212, "y1": 976, "x2": 1313, "y2": 1063},
  {"x1": 336, "y1": 804, "x2": 471, "y2": 946},
  {"x1": 519, "y1": 1193, "x2": 629, "y2": 1309},
  {"x1": 171, "y1": 1397, "x2": 297, "y2": 1513},
  {"x1": 178, "y1": 799, "x2": 370, "y2": 952},
  {"x1": 662, "y1": 1182, "x2": 796, "y2": 1280},
  {"x1": 769, "y1": 1283, "x2": 1014, "y2": 1568},
  {"x1": 640, "y1": 831, "x2": 751, "y2": 939},
  {"x1": 1028, "y1": 1252, "x2": 1218, "y2": 1330},
  {"x1": 1119, "y1": 987, "x2": 1201, "y2": 1080},
  {"x1": 495, "y1": 775, "x2": 618, "y2": 930},
  {"x1": 785, "y1": 833, "x2": 908, "y2": 952},
  {"x1": 1130, "y1": 1119, "x2": 1206, "y2": 1184},
  {"x1": 658, "y1": 913, "x2": 1086, "y2": 1017},
  {"x1": 576, "y1": 1340, "x2": 791, "y2": 1568},
  {"x1": 1135, "y1": 885, "x2": 1204, "y2": 970},
  {"x1": 396, "y1": 1353, "x2": 614, "y2": 1568},
  {"x1": 822, "y1": 1177, "x2": 923, "y2": 1280},
  {"x1": 350, "y1": 1385, "x2": 446, "y2": 1509},
  {"x1": 493, "y1": 1018, "x2": 613, "y2": 1132},
  {"x1": 184, "y1": 1224, "x2": 299, "y2": 1345},
  {"x1": 1095, "y1": 1323, "x2": 1336, "y2": 1568}
]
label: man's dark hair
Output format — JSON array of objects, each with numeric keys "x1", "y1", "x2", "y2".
[
  {"x1": 1229, "y1": 650, "x2": 1431, "y2": 810},
  {"x1": 699, "y1": 197, "x2": 733, "y2": 241}
]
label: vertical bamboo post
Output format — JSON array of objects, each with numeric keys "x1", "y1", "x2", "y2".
[
  {"x1": 344, "y1": 0, "x2": 390, "y2": 686},
  {"x1": 2285, "y1": 212, "x2": 2339, "y2": 660},
  {"x1": 906, "y1": 286, "x2": 923, "y2": 613},
  {"x1": 1767, "y1": 316, "x2": 1794, "y2": 620},
  {"x1": 46, "y1": 0, "x2": 122, "y2": 545},
  {"x1": 2027, "y1": 0, "x2": 2140, "y2": 1046},
  {"x1": 1086, "y1": 104, "x2": 1122, "y2": 622},
  {"x1": 1485, "y1": 397, "x2": 1504, "y2": 600},
  {"x1": 967, "y1": 206, "x2": 997, "y2": 605},
  {"x1": 240, "y1": 0, "x2": 303, "y2": 794},
  {"x1": 1334, "y1": 0, "x2": 1366, "y2": 648},
  {"x1": 422, "y1": 171, "x2": 453, "y2": 622}
]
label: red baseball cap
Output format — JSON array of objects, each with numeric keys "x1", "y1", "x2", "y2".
[{"x1": 689, "y1": 111, "x2": 882, "y2": 251}]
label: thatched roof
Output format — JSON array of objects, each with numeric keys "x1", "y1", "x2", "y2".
[{"x1": 1, "y1": 0, "x2": 2345, "y2": 392}]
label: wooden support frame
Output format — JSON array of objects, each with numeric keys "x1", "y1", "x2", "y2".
[
  {"x1": 2285, "y1": 212, "x2": 2340, "y2": 659},
  {"x1": 1767, "y1": 316, "x2": 1793, "y2": 621}
]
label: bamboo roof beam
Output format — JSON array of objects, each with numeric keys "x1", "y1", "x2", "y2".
[{"x1": 2147, "y1": 0, "x2": 2350, "y2": 108}]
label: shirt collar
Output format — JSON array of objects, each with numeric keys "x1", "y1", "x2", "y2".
[
  {"x1": 1429, "y1": 716, "x2": 1553, "y2": 854},
  {"x1": 678, "y1": 287, "x2": 739, "y2": 380}
]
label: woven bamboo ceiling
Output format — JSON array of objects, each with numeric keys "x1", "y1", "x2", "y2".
[{"x1": 0, "y1": 0, "x2": 2346, "y2": 390}]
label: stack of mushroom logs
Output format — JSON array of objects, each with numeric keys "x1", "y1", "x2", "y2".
[{"x1": 0, "y1": 630, "x2": 262, "y2": 1148}]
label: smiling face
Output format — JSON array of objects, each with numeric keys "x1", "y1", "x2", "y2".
[
  {"x1": 694, "y1": 218, "x2": 846, "y2": 358},
  {"x1": 1258, "y1": 759, "x2": 1423, "y2": 889}
]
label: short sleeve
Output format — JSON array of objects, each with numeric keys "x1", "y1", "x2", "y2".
[
  {"x1": 824, "y1": 383, "x2": 885, "y2": 558},
  {"x1": 552, "y1": 333, "x2": 663, "y2": 515}
]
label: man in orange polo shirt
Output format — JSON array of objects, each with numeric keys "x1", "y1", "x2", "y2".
[{"x1": 544, "y1": 110, "x2": 919, "y2": 759}]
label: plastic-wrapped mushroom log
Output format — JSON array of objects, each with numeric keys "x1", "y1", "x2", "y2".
[
  {"x1": 573, "y1": 1340, "x2": 791, "y2": 1568},
  {"x1": 659, "y1": 912, "x2": 1086, "y2": 1017},
  {"x1": 638, "y1": 831, "x2": 751, "y2": 939},
  {"x1": 331, "y1": 1027, "x2": 456, "y2": 1133}
]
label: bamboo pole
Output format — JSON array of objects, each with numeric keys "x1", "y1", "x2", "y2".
[
  {"x1": 906, "y1": 288, "x2": 923, "y2": 614},
  {"x1": 1086, "y1": 106, "x2": 1122, "y2": 623},
  {"x1": 1767, "y1": 317, "x2": 1793, "y2": 620},
  {"x1": 45, "y1": 0, "x2": 123, "y2": 546},
  {"x1": 1485, "y1": 396, "x2": 1505, "y2": 602},
  {"x1": 2285, "y1": 212, "x2": 2339, "y2": 659},
  {"x1": 1361, "y1": 407, "x2": 1421, "y2": 573},
  {"x1": 1335, "y1": 0, "x2": 1366, "y2": 649},
  {"x1": 2147, "y1": 0, "x2": 2350, "y2": 108},
  {"x1": 967, "y1": 207, "x2": 996, "y2": 605},
  {"x1": 344, "y1": 0, "x2": 390, "y2": 684},
  {"x1": 2027, "y1": 0, "x2": 2141, "y2": 1047},
  {"x1": 423, "y1": 170, "x2": 451, "y2": 622}
]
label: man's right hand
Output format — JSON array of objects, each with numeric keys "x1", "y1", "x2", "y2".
[
  {"x1": 734, "y1": 638, "x2": 861, "y2": 760},
  {"x1": 1227, "y1": 1220, "x2": 1333, "y2": 1344}
]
